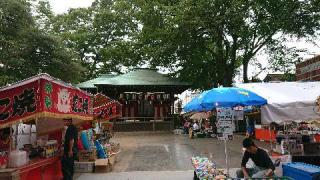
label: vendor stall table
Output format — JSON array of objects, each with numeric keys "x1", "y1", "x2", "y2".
[
  {"x1": 19, "y1": 156, "x2": 62, "y2": 180},
  {"x1": 0, "y1": 156, "x2": 62, "y2": 180}
]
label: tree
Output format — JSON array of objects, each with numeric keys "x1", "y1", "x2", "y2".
[
  {"x1": 50, "y1": 0, "x2": 141, "y2": 79},
  {"x1": 134, "y1": 0, "x2": 320, "y2": 88},
  {"x1": 0, "y1": 0, "x2": 85, "y2": 86}
]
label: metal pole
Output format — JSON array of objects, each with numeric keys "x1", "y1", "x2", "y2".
[
  {"x1": 269, "y1": 125, "x2": 273, "y2": 154},
  {"x1": 224, "y1": 139, "x2": 229, "y2": 176},
  {"x1": 9, "y1": 124, "x2": 13, "y2": 153}
]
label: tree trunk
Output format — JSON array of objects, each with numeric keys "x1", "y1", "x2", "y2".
[{"x1": 243, "y1": 60, "x2": 249, "y2": 83}]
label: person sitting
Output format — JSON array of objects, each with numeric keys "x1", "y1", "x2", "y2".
[
  {"x1": 192, "y1": 121, "x2": 200, "y2": 132},
  {"x1": 183, "y1": 120, "x2": 190, "y2": 134},
  {"x1": 236, "y1": 138, "x2": 275, "y2": 178}
]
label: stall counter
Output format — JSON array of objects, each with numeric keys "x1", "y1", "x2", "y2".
[{"x1": 0, "y1": 156, "x2": 62, "y2": 180}]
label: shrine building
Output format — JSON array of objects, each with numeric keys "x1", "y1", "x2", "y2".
[{"x1": 78, "y1": 68, "x2": 190, "y2": 131}]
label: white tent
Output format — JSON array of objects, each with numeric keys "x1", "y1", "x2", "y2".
[{"x1": 236, "y1": 82, "x2": 320, "y2": 124}]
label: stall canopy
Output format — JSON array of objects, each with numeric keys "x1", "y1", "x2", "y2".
[
  {"x1": 190, "y1": 112, "x2": 211, "y2": 120},
  {"x1": 93, "y1": 93, "x2": 122, "y2": 121},
  {"x1": 236, "y1": 82, "x2": 320, "y2": 124},
  {"x1": 0, "y1": 74, "x2": 93, "y2": 129}
]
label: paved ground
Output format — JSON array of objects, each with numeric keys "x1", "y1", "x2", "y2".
[{"x1": 76, "y1": 132, "x2": 271, "y2": 179}]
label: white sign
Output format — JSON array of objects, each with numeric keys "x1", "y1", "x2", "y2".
[
  {"x1": 217, "y1": 108, "x2": 234, "y2": 120},
  {"x1": 217, "y1": 120, "x2": 234, "y2": 134}
]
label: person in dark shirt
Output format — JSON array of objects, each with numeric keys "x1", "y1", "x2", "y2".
[
  {"x1": 61, "y1": 118, "x2": 78, "y2": 180},
  {"x1": 236, "y1": 138, "x2": 275, "y2": 178}
]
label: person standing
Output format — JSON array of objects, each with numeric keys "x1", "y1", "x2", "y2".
[{"x1": 61, "y1": 118, "x2": 78, "y2": 180}]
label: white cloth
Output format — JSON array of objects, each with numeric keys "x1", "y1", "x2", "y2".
[
  {"x1": 193, "y1": 123, "x2": 200, "y2": 131},
  {"x1": 236, "y1": 82, "x2": 320, "y2": 124}
]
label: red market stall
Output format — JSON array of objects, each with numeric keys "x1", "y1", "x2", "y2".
[
  {"x1": 93, "y1": 93, "x2": 122, "y2": 121},
  {"x1": 0, "y1": 74, "x2": 93, "y2": 180},
  {"x1": 93, "y1": 93, "x2": 122, "y2": 132}
]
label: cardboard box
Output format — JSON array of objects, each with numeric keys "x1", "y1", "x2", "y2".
[
  {"x1": 78, "y1": 150, "x2": 97, "y2": 162},
  {"x1": 94, "y1": 159, "x2": 111, "y2": 173},
  {"x1": 74, "y1": 161, "x2": 94, "y2": 173}
]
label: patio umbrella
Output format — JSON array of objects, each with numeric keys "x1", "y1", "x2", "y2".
[
  {"x1": 183, "y1": 90, "x2": 212, "y2": 112},
  {"x1": 200, "y1": 87, "x2": 267, "y2": 110}
]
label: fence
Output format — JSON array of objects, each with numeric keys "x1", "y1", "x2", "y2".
[{"x1": 112, "y1": 117, "x2": 174, "y2": 132}]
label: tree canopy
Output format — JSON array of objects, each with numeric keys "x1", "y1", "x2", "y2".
[
  {"x1": 0, "y1": 0, "x2": 320, "y2": 89},
  {"x1": 0, "y1": 0, "x2": 85, "y2": 86},
  {"x1": 135, "y1": 0, "x2": 320, "y2": 88}
]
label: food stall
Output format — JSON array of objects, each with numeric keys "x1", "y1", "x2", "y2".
[
  {"x1": 74, "y1": 93, "x2": 122, "y2": 173},
  {"x1": 0, "y1": 74, "x2": 93, "y2": 180}
]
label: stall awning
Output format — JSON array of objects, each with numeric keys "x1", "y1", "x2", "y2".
[
  {"x1": 0, "y1": 74, "x2": 93, "y2": 128},
  {"x1": 93, "y1": 93, "x2": 122, "y2": 121},
  {"x1": 236, "y1": 82, "x2": 320, "y2": 124}
]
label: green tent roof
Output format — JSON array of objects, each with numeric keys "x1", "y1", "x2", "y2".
[
  {"x1": 94, "y1": 68, "x2": 190, "y2": 86},
  {"x1": 77, "y1": 74, "x2": 116, "y2": 89}
]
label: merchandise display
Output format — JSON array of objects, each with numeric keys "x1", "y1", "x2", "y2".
[
  {"x1": 43, "y1": 140, "x2": 58, "y2": 158},
  {"x1": 191, "y1": 156, "x2": 225, "y2": 179},
  {"x1": 76, "y1": 125, "x2": 120, "y2": 174}
]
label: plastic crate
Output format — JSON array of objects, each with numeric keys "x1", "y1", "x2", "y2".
[
  {"x1": 283, "y1": 162, "x2": 320, "y2": 180},
  {"x1": 74, "y1": 161, "x2": 94, "y2": 173}
]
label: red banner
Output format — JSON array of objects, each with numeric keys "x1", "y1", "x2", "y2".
[
  {"x1": 0, "y1": 80, "x2": 41, "y2": 127},
  {"x1": 40, "y1": 79, "x2": 92, "y2": 118},
  {"x1": 0, "y1": 74, "x2": 93, "y2": 128},
  {"x1": 93, "y1": 93, "x2": 122, "y2": 121}
]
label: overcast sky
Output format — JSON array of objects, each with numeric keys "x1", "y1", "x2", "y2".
[
  {"x1": 48, "y1": 0, "x2": 320, "y2": 80},
  {"x1": 48, "y1": 0, "x2": 93, "y2": 14}
]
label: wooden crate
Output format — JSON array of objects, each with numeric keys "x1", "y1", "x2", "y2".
[{"x1": 78, "y1": 150, "x2": 97, "y2": 162}]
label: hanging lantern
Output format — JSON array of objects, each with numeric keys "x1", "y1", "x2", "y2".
[
  {"x1": 151, "y1": 94, "x2": 155, "y2": 100},
  {"x1": 126, "y1": 93, "x2": 130, "y2": 100},
  {"x1": 162, "y1": 94, "x2": 166, "y2": 100},
  {"x1": 167, "y1": 94, "x2": 171, "y2": 99}
]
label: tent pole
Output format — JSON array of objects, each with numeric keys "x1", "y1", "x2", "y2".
[
  {"x1": 224, "y1": 139, "x2": 229, "y2": 176},
  {"x1": 269, "y1": 125, "x2": 273, "y2": 154},
  {"x1": 9, "y1": 124, "x2": 13, "y2": 153}
]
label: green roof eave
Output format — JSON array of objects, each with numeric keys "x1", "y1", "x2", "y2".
[
  {"x1": 76, "y1": 74, "x2": 116, "y2": 89},
  {"x1": 93, "y1": 69, "x2": 191, "y2": 87}
]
